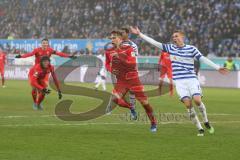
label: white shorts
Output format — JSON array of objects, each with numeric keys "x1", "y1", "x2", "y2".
[{"x1": 175, "y1": 78, "x2": 202, "y2": 101}]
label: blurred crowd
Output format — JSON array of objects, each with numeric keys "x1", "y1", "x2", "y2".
[{"x1": 0, "y1": 0, "x2": 239, "y2": 57}]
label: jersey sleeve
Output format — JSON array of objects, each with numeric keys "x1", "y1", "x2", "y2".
[
  {"x1": 162, "y1": 44, "x2": 171, "y2": 53},
  {"x1": 21, "y1": 49, "x2": 37, "y2": 58},
  {"x1": 192, "y1": 47, "x2": 203, "y2": 60},
  {"x1": 53, "y1": 50, "x2": 70, "y2": 58}
]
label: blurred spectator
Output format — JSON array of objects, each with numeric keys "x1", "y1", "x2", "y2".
[
  {"x1": 224, "y1": 55, "x2": 237, "y2": 71},
  {"x1": 0, "y1": 0, "x2": 239, "y2": 56}
]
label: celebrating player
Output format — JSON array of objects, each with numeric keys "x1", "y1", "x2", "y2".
[
  {"x1": 0, "y1": 49, "x2": 7, "y2": 88},
  {"x1": 106, "y1": 27, "x2": 139, "y2": 114},
  {"x1": 158, "y1": 51, "x2": 173, "y2": 96},
  {"x1": 105, "y1": 31, "x2": 157, "y2": 132},
  {"x1": 28, "y1": 56, "x2": 62, "y2": 110},
  {"x1": 15, "y1": 38, "x2": 76, "y2": 65},
  {"x1": 130, "y1": 26, "x2": 229, "y2": 136}
]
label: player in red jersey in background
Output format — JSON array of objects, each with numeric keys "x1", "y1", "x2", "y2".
[
  {"x1": 15, "y1": 38, "x2": 76, "y2": 92},
  {"x1": 105, "y1": 31, "x2": 157, "y2": 132},
  {"x1": 158, "y1": 51, "x2": 173, "y2": 96},
  {"x1": 0, "y1": 49, "x2": 7, "y2": 88},
  {"x1": 15, "y1": 38, "x2": 76, "y2": 65},
  {"x1": 28, "y1": 56, "x2": 62, "y2": 110}
]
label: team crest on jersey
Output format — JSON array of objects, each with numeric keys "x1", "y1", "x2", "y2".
[
  {"x1": 131, "y1": 52, "x2": 136, "y2": 57},
  {"x1": 33, "y1": 72, "x2": 39, "y2": 77}
]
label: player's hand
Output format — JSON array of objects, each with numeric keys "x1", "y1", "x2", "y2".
[
  {"x1": 42, "y1": 88, "x2": 51, "y2": 95},
  {"x1": 218, "y1": 67, "x2": 229, "y2": 75},
  {"x1": 15, "y1": 54, "x2": 21, "y2": 58},
  {"x1": 58, "y1": 91, "x2": 62, "y2": 99},
  {"x1": 130, "y1": 26, "x2": 141, "y2": 35}
]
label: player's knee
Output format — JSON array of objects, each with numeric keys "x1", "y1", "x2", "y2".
[
  {"x1": 181, "y1": 98, "x2": 192, "y2": 108},
  {"x1": 139, "y1": 99, "x2": 148, "y2": 105},
  {"x1": 193, "y1": 97, "x2": 202, "y2": 106}
]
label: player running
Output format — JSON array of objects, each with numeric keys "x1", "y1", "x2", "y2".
[
  {"x1": 106, "y1": 27, "x2": 139, "y2": 114},
  {"x1": 0, "y1": 49, "x2": 7, "y2": 88},
  {"x1": 130, "y1": 27, "x2": 229, "y2": 136},
  {"x1": 158, "y1": 51, "x2": 173, "y2": 96},
  {"x1": 28, "y1": 56, "x2": 62, "y2": 110},
  {"x1": 15, "y1": 38, "x2": 76, "y2": 65},
  {"x1": 105, "y1": 31, "x2": 157, "y2": 132}
]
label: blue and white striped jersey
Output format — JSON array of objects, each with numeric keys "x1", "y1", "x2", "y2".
[
  {"x1": 162, "y1": 44, "x2": 202, "y2": 80},
  {"x1": 122, "y1": 40, "x2": 138, "y2": 56}
]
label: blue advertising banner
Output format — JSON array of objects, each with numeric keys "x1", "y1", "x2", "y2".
[{"x1": 0, "y1": 39, "x2": 109, "y2": 52}]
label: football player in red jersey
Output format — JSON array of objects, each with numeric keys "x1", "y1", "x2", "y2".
[
  {"x1": 15, "y1": 38, "x2": 76, "y2": 65},
  {"x1": 28, "y1": 56, "x2": 62, "y2": 110},
  {"x1": 0, "y1": 49, "x2": 7, "y2": 88},
  {"x1": 158, "y1": 51, "x2": 173, "y2": 96},
  {"x1": 105, "y1": 31, "x2": 157, "y2": 132}
]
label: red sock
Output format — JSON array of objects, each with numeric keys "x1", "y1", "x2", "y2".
[
  {"x1": 36, "y1": 92, "x2": 45, "y2": 105},
  {"x1": 113, "y1": 98, "x2": 131, "y2": 109},
  {"x1": 31, "y1": 89, "x2": 37, "y2": 103},
  {"x1": 143, "y1": 104, "x2": 157, "y2": 125}
]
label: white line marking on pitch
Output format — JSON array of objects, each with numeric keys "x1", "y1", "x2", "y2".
[
  {"x1": 1, "y1": 121, "x2": 240, "y2": 127},
  {"x1": 0, "y1": 113, "x2": 234, "y2": 119}
]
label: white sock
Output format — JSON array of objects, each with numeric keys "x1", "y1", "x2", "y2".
[
  {"x1": 198, "y1": 102, "x2": 208, "y2": 123},
  {"x1": 129, "y1": 93, "x2": 136, "y2": 108},
  {"x1": 188, "y1": 107, "x2": 203, "y2": 130}
]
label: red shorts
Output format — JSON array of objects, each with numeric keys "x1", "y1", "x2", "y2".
[
  {"x1": 113, "y1": 78, "x2": 148, "y2": 101},
  {"x1": 0, "y1": 66, "x2": 4, "y2": 75},
  {"x1": 160, "y1": 66, "x2": 172, "y2": 79},
  {"x1": 28, "y1": 76, "x2": 48, "y2": 90}
]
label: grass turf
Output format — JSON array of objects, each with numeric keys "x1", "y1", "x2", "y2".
[{"x1": 0, "y1": 80, "x2": 240, "y2": 160}]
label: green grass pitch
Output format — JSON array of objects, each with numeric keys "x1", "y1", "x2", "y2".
[{"x1": 0, "y1": 80, "x2": 240, "y2": 160}]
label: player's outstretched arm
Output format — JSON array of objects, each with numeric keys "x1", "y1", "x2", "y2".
[
  {"x1": 130, "y1": 26, "x2": 163, "y2": 49},
  {"x1": 15, "y1": 50, "x2": 36, "y2": 58},
  {"x1": 199, "y1": 56, "x2": 229, "y2": 75}
]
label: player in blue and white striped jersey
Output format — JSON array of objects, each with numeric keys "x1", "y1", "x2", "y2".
[{"x1": 130, "y1": 26, "x2": 229, "y2": 136}]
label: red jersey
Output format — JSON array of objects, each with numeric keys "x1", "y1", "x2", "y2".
[
  {"x1": 29, "y1": 64, "x2": 60, "y2": 91},
  {"x1": 21, "y1": 47, "x2": 70, "y2": 65},
  {"x1": 105, "y1": 45, "x2": 138, "y2": 81},
  {"x1": 0, "y1": 52, "x2": 6, "y2": 67},
  {"x1": 159, "y1": 51, "x2": 171, "y2": 67}
]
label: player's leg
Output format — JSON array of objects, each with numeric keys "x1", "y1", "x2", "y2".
[
  {"x1": 129, "y1": 91, "x2": 136, "y2": 109},
  {"x1": 191, "y1": 85, "x2": 214, "y2": 134},
  {"x1": 0, "y1": 67, "x2": 5, "y2": 87},
  {"x1": 158, "y1": 66, "x2": 167, "y2": 95},
  {"x1": 36, "y1": 90, "x2": 45, "y2": 110},
  {"x1": 176, "y1": 80, "x2": 204, "y2": 136},
  {"x1": 167, "y1": 68, "x2": 173, "y2": 96},
  {"x1": 131, "y1": 84, "x2": 157, "y2": 132},
  {"x1": 31, "y1": 87, "x2": 38, "y2": 110},
  {"x1": 35, "y1": 80, "x2": 48, "y2": 110},
  {"x1": 100, "y1": 76, "x2": 106, "y2": 91},
  {"x1": 94, "y1": 75, "x2": 101, "y2": 90}
]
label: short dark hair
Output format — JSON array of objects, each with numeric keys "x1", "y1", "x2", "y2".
[
  {"x1": 121, "y1": 27, "x2": 129, "y2": 33},
  {"x1": 41, "y1": 38, "x2": 49, "y2": 42},
  {"x1": 110, "y1": 30, "x2": 122, "y2": 37},
  {"x1": 40, "y1": 56, "x2": 50, "y2": 63}
]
